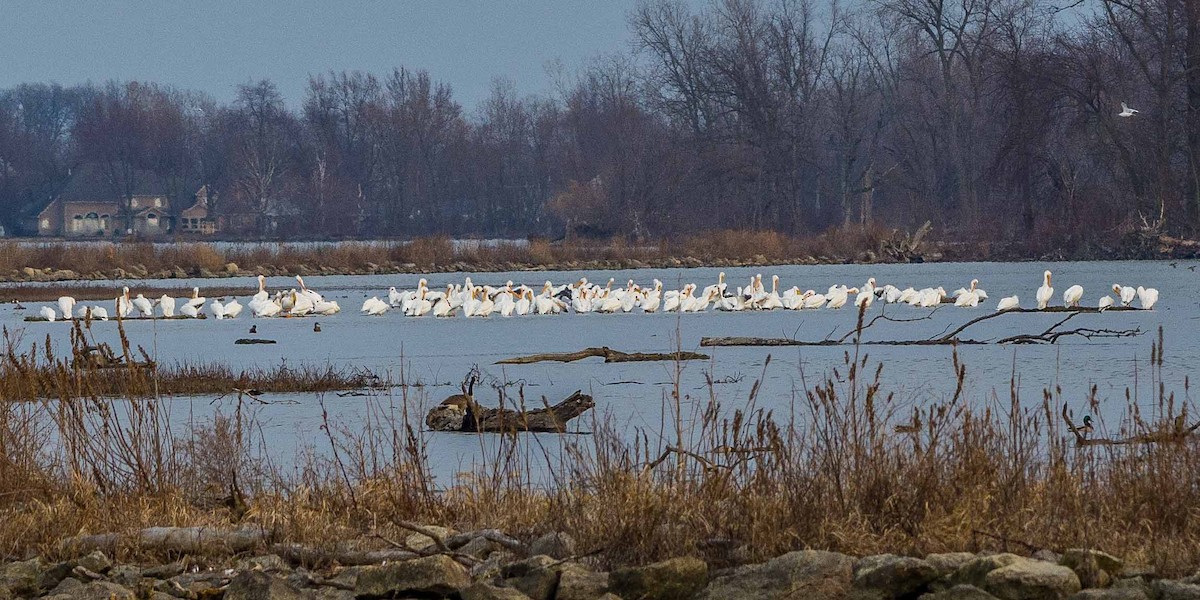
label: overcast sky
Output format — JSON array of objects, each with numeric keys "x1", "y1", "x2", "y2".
[{"x1": 0, "y1": 1, "x2": 668, "y2": 110}]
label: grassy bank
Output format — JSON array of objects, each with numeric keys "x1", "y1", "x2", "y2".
[
  {"x1": 0, "y1": 227, "x2": 962, "y2": 285},
  {"x1": 0, "y1": 319, "x2": 1197, "y2": 575},
  {"x1": 0, "y1": 321, "x2": 376, "y2": 401}
]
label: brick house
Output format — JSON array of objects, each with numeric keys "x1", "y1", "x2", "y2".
[
  {"x1": 27, "y1": 166, "x2": 174, "y2": 237},
  {"x1": 179, "y1": 185, "x2": 218, "y2": 234}
]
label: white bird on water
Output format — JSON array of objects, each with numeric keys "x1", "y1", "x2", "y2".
[
  {"x1": 158, "y1": 294, "x2": 176, "y2": 317},
  {"x1": 1113, "y1": 284, "x2": 1136, "y2": 306},
  {"x1": 39, "y1": 306, "x2": 56, "y2": 322},
  {"x1": 57, "y1": 296, "x2": 76, "y2": 320},
  {"x1": 1098, "y1": 296, "x2": 1115, "y2": 311},
  {"x1": 1118, "y1": 102, "x2": 1140, "y2": 117},
  {"x1": 1137, "y1": 286, "x2": 1159, "y2": 309},
  {"x1": 996, "y1": 295, "x2": 1020, "y2": 312}
]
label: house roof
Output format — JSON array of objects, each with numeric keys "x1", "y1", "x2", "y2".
[{"x1": 56, "y1": 163, "x2": 171, "y2": 204}]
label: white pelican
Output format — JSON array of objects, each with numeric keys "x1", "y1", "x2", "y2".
[
  {"x1": 477, "y1": 291, "x2": 495, "y2": 317},
  {"x1": 116, "y1": 287, "x2": 133, "y2": 318},
  {"x1": 1036, "y1": 271, "x2": 1054, "y2": 310},
  {"x1": 224, "y1": 299, "x2": 244, "y2": 318},
  {"x1": 39, "y1": 306, "x2": 56, "y2": 321},
  {"x1": 433, "y1": 286, "x2": 458, "y2": 317},
  {"x1": 1063, "y1": 284, "x2": 1084, "y2": 308},
  {"x1": 90, "y1": 306, "x2": 109, "y2": 320},
  {"x1": 882, "y1": 285, "x2": 903, "y2": 304},
  {"x1": 1136, "y1": 286, "x2": 1158, "y2": 309},
  {"x1": 515, "y1": 289, "x2": 533, "y2": 316},
  {"x1": 917, "y1": 287, "x2": 942, "y2": 308},
  {"x1": 179, "y1": 302, "x2": 200, "y2": 318},
  {"x1": 253, "y1": 297, "x2": 281, "y2": 318},
  {"x1": 826, "y1": 285, "x2": 852, "y2": 309},
  {"x1": 361, "y1": 296, "x2": 389, "y2": 316},
  {"x1": 132, "y1": 293, "x2": 154, "y2": 317},
  {"x1": 954, "y1": 279, "x2": 981, "y2": 308},
  {"x1": 663, "y1": 285, "x2": 686, "y2": 313},
  {"x1": 799, "y1": 290, "x2": 823, "y2": 309},
  {"x1": 462, "y1": 288, "x2": 483, "y2": 317},
  {"x1": 897, "y1": 287, "x2": 919, "y2": 305},
  {"x1": 1118, "y1": 102, "x2": 1139, "y2": 117},
  {"x1": 855, "y1": 278, "x2": 876, "y2": 308},
  {"x1": 1113, "y1": 284, "x2": 1136, "y2": 306},
  {"x1": 388, "y1": 286, "x2": 405, "y2": 307},
  {"x1": 996, "y1": 295, "x2": 1020, "y2": 312},
  {"x1": 209, "y1": 299, "x2": 227, "y2": 319},
  {"x1": 1098, "y1": 296, "x2": 1115, "y2": 311},
  {"x1": 57, "y1": 296, "x2": 76, "y2": 320},
  {"x1": 535, "y1": 282, "x2": 563, "y2": 314},
  {"x1": 759, "y1": 275, "x2": 784, "y2": 310},
  {"x1": 158, "y1": 294, "x2": 176, "y2": 317},
  {"x1": 411, "y1": 288, "x2": 434, "y2": 317},
  {"x1": 252, "y1": 275, "x2": 270, "y2": 304},
  {"x1": 289, "y1": 291, "x2": 314, "y2": 316},
  {"x1": 641, "y1": 280, "x2": 663, "y2": 313},
  {"x1": 186, "y1": 287, "x2": 206, "y2": 310},
  {"x1": 313, "y1": 299, "x2": 341, "y2": 315}
]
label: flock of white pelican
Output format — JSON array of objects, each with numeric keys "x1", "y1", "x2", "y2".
[
  {"x1": 30, "y1": 270, "x2": 1152, "y2": 321},
  {"x1": 32, "y1": 270, "x2": 1159, "y2": 322}
]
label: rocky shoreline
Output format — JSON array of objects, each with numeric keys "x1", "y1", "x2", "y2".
[{"x1": 3, "y1": 527, "x2": 1194, "y2": 599}]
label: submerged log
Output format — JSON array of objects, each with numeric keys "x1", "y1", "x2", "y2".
[
  {"x1": 25, "y1": 314, "x2": 208, "y2": 322},
  {"x1": 425, "y1": 390, "x2": 595, "y2": 433},
  {"x1": 497, "y1": 346, "x2": 707, "y2": 364}
]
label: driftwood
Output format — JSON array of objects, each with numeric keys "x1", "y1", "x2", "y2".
[
  {"x1": 426, "y1": 390, "x2": 594, "y2": 433},
  {"x1": 235, "y1": 338, "x2": 277, "y2": 344},
  {"x1": 25, "y1": 314, "x2": 207, "y2": 322},
  {"x1": 702, "y1": 306, "x2": 1142, "y2": 348},
  {"x1": 497, "y1": 346, "x2": 707, "y2": 364},
  {"x1": 57, "y1": 526, "x2": 265, "y2": 555},
  {"x1": 1062, "y1": 403, "x2": 1200, "y2": 447}
]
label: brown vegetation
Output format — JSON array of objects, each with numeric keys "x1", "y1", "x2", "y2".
[
  {"x1": 0, "y1": 317, "x2": 1198, "y2": 577},
  {"x1": 0, "y1": 320, "x2": 376, "y2": 401}
]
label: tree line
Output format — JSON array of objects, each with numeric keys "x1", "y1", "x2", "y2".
[{"x1": 0, "y1": 0, "x2": 1196, "y2": 245}]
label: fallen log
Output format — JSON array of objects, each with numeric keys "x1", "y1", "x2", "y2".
[
  {"x1": 57, "y1": 526, "x2": 265, "y2": 555},
  {"x1": 426, "y1": 390, "x2": 595, "y2": 433},
  {"x1": 497, "y1": 346, "x2": 707, "y2": 364},
  {"x1": 25, "y1": 314, "x2": 208, "y2": 322},
  {"x1": 235, "y1": 338, "x2": 277, "y2": 344}
]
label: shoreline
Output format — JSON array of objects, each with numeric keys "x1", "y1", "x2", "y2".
[{"x1": 0, "y1": 536, "x2": 1176, "y2": 599}]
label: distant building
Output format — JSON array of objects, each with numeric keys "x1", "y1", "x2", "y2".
[
  {"x1": 25, "y1": 165, "x2": 176, "y2": 237},
  {"x1": 179, "y1": 185, "x2": 218, "y2": 234}
]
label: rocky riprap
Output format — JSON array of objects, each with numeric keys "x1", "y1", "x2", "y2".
[{"x1": 1, "y1": 532, "x2": 1196, "y2": 600}]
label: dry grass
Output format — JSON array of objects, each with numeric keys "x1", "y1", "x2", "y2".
[
  {"x1": 0, "y1": 228, "x2": 930, "y2": 284},
  {"x1": 0, "y1": 321, "x2": 376, "y2": 402},
  {"x1": 0, "y1": 315, "x2": 1197, "y2": 575}
]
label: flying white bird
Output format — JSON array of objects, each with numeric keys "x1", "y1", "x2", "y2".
[{"x1": 1118, "y1": 102, "x2": 1139, "y2": 117}]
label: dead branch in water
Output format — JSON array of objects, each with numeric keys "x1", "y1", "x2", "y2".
[
  {"x1": 1062, "y1": 403, "x2": 1200, "y2": 447},
  {"x1": 497, "y1": 346, "x2": 707, "y2": 364},
  {"x1": 702, "y1": 306, "x2": 1142, "y2": 348},
  {"x1": 425, "y1": 389, "x2": 595, "y2": 433}
]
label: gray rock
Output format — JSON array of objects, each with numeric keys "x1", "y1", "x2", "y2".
[
  {"x1": 354, "y1": 555, "x2": 469, "y2": 597},
  {"x1": 1061, "y1": 550, "x2": 1123, "y2": 575},
  {"x1": 983, "y1": 561, "x2": 1081, "y2": 600},
  {"x1": 1069, "y1": 588, "x2": 1150, "y2": 599},
  {"x1": 950, "y1": 555, "x2": 1027, "y2": 588},
  {"x1": 472, "y1": 551, "x2": 519, "y2": 581},
  {"x1": 76, "y1": 551, "x2": 112, "y2": 574},
  {"x1": 236, "y1": 554, "x2": 291, "y2": 573},
  {"x1": 696, "y1": 550, "x2": 855, "y2": 600},
  {"x1": 921, "y1": 584, "x2": 1002, "y2": 599},
  {"x1": 404, "y1": 525, "x2": 456, "y2": 551},
  {"x1": 72, "y1": 580, "x2": 137, "y2": 600},
  {"x1": 142, "y1": 561, "x2": 186, "y2": 579},
  {"x1": 108, "y1": 565, "x2": 142, "y2": 587},
  {"x1": 504, "y1": 556, "x2": 559, "y2": 600},
  {"x1": 556, "y1": 563, "x2": 609, "y2": 600},
  {"x1": 458, "y1": 536, "x2": 499, "y2": 559},
  {"x1": 1154, "y1": 580, "x2": 1200, "y2": 600},
  {"x1": 609, "y1": 556, "x2": 707, "y2": 600},
  {"x1": 313, "y1": 589, "x2": 356, "y2": 600},
  {"x1": 0, "y1": 557, "x2": 44, "y2": 596},
  {"x1": 38, "y1": 561, "x2": 76, "y2": 591},
  {"x1": 225, "y1": 570, "x2": 309, "y2": 600},
  {"x1": 461, "y1": 582, "x2": 535, "y2": 600},
  {"x1": 325, "y1": 566, "x2": 363, "y2": 591},
  {"x1": 47, "y1": 576, "x2": 83, "y2": 596},
  {"x1": 855, "y1": 554, "x2": 939, "y2": 599},
  {"x1": 1061, "y1": 550, "x2": 1122, "y2": 589},
  {"x1": 529, "y1": 532, "x2": 577, "y2": 560},
  {"x1": 595, "y1": 595, "x2": 624, "y2": 600},
  {"x1": 927, "y1": 554, "x2": 979, "y2": 578},
  {"x1": 1033, "y1": 550, "x2": 1063, "y2": 564}
]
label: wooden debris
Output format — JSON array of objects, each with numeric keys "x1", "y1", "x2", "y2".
[
  {"x1": 25, "y1": 314, "x2": 207, "y2": 322},
  {"x1": 235, "y1": 338, "x2": 277, "y2": 344},
  {"x1": 1062, "y1": 403, "x2": 1200, "y2": 447},
  {"x1": 497, "y1": 346, "x2": 707, "y2": 364},
  {"x1": 425, "y1": 390, "x2": 595, "y2": 433}
]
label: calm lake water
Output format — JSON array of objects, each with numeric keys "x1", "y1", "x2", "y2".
[{"x1": 4, "y1": 260, "x2": 1197, "y2": 482}]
